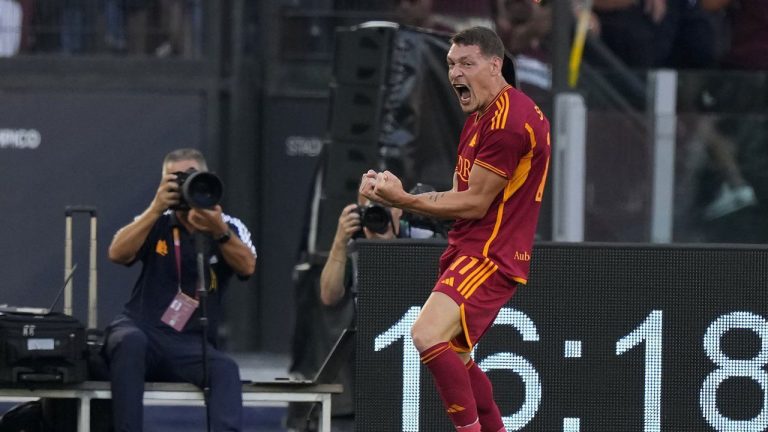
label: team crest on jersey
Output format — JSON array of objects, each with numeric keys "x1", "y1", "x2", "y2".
[{"x1": 156, "y1": 240, "x2": 168, "y2": 256}]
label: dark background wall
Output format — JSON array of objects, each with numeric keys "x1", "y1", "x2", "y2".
[
  {"x1": 0, "y1": 0, "x2": 328, "y2": 352},
  {"x1": 257, "y1": 95, "x2": 329, "y2": 351},
  {"x1": 0, "y1": 89, "x2": 206, "y2": 329}
]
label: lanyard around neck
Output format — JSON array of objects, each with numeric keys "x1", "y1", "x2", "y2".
[{"x1": 173, "y1": 227, "x2": 183, "y2": 294}]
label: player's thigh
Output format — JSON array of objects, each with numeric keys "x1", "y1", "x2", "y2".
[{"x1": 411, "y1": 291, "x2": 463, "y2": 351}]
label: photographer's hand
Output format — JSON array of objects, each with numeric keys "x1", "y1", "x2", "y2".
[
  {"x1": 187, "y1": 205, "x2": 228, "y2": 236},
  {"x1": 188, "y1": 205, "x2": 256, "y2": 276},
  {"x1": 150, "y1": 173, "x2": 181, "y2": 215},
  {"x1": 335, "y1": 204, "x2": 362, "y2": 244}
]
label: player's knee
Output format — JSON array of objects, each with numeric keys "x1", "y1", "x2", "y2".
[{"x1": 411, "y1": 322, "x2": 442, "y2": 352}]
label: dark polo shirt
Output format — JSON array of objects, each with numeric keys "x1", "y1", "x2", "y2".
[{"x1": 122, "y1": 211, "x2": 256, "y2": 342}]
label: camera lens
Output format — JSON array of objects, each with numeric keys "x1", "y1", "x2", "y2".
[
  {"x1": 361, "y1": 205, "x2": 390, "y2": 234},
  {"x1": 182, "y1": 172, "x2": 223, "y2": 209}
]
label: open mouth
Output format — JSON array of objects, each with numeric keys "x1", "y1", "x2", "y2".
[{"x1": 453, "y1": 84, "x2": 471, "y2": 104}]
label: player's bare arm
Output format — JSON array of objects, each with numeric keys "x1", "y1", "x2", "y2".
[{"x1": 374, "y1": 166, "x2": 506, "y2": 220}]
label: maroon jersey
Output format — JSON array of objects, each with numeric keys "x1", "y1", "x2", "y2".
[{"x1": 445, "y1": 85, "x2": 550, "y2": 284}]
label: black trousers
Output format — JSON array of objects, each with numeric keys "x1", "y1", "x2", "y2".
[{"x1": 104, "y1": 314, "x2": 243, "y2": 432}]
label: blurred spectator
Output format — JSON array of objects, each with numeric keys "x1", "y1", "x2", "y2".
[
  {"x1": 490, "y1": 0, "x2": 601, "y2": 89},
  {"x1": 689, "y1": 109, "x2": 757, "y2": 220},
  {"x1": 4, "y1": 0, "x2": 36, "y2": 54},
  {"x1": 684, "y1": 0, "x2": 767, "y2": 226},
  {"x1": 393, "y1": 0, "x2": 455, "y2": 33},
  {"x1": 0, "y1": 0, "x2": 22, "y2": 56},
  {"x1": 491, "y1": 0, "x2": 554, "y2": 97},
  {"x1": 155, "y1": 0, "x2": 203, "y2": 58},
  {"x1": 491, "y1": 0, "x2": 553, "y2": 60},
  {"x1": 701, "y1": 0, "x2": 768, "y2": 70},
  {"x1": 61, "y1": 0, "x2": 87, "y2": 53},
  {"x1": 104, "y1": 0, "x2": 151, "y2": 54},
  {"x1": 594, "y1": 0, "x2": 715, "y2": 69},
  {"x1": 18, "y1": 0, "x2": 34, "y2": 51}
]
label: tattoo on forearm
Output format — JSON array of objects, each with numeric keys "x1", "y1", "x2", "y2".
[{"x1": 428, "y1": 192, "x2": 445, "y2": 202}]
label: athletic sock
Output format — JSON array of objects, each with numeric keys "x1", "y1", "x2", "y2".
[
  {"x1": 456, "y1": 418, "x2": 482, "y2": 431},
  {"x1": 466, "y1": 359, "x2": 506, "y2": 432},
  {"x1": 420, "y1": 342, "x2": 479, "y2": 430}
]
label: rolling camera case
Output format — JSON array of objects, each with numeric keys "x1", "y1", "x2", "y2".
[{"x1": 0, "y1": 206, "x2": 99, "y2": 384}]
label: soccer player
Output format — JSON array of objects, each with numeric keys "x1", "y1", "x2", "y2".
[{"x1": 360, "y1": 26, "x2": 550, "y2": 432}]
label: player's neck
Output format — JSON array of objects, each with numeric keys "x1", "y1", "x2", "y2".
[{"x1": 477, "y1": 81, "x2": 512, "y2": 118}]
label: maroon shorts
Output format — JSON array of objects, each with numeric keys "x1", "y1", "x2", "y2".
[{"x1": 434, "y1": 249, "x2": 518, "y2": 353}]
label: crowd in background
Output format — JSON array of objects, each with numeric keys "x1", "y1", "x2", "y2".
[
  {"x1": 0, "y1": 0, "x2": 202, "y2": 57},
  {"x1": 0, "y1": 0, "x2": 765, "y2": 237},
  {"x1": 0, "y1": 0, "x2": 766, "y2": 71}
]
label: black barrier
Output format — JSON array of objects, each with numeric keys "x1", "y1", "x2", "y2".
[{"x1": 356, "y1": 240, "x2": 768, "y2": 431}]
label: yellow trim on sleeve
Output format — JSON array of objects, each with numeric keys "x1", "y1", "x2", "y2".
[{"x1": 474, "y1": 159, "x2": 507, "y2": 178}]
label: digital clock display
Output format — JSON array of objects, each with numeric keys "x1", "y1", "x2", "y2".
[{"x1": 355, "y1": 240, "x2": 768, "y2": 431}]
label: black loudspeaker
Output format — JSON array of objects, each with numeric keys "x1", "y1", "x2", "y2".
[
  {"x1": 312, "y1": 26, "x2": 394, "y2": 254},
  {"x1": 321, "y1": 24, "x2": 395, "y2": 207},
  {"x1": 333, "y1": 25, "x2": 394, "y2": 87},
  {"x1": 328, "y1": 84, "x2": 385, "y2": 143},
  {"x1": 323, "y1": 140, "x2": 381, "y2": 198}
]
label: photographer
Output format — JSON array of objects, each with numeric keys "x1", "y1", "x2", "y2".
[
  {"x1": 320, "y1": 200, "x2": 402, "y2": 307},
  {"x1": 104, "y1": 148, "x2": 257, "y2": 432},
  {"x1": 321, "y1": 192, "x2": 442, "y2": 307},
  {"x1": 309, "y1": 196, "x2": 438, "y2": 431}
]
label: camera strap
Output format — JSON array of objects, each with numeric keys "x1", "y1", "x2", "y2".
[
  {"x1": 173, "y1": 227, "x2": 183, "y2": 294},
  {"x1": 161, "y1": 227, "x2": 199, "y2": 332},
  {"x1": 172, "y1": 227, "x2": 199, "y2": 300}
]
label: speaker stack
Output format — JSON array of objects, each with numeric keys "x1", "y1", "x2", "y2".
[{"x1": 313, "y1": 24, "x2": 397, "y2": 253}]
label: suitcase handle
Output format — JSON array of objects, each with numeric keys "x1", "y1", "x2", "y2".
[
  {"x1": 65, "y1": 206, "x2": 97, "y2": 217},
  {"x1": 64, "y1": 206, "x2": 98, "y2": 329}
]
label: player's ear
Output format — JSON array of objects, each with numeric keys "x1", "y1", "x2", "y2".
[{"x1": 491, "y1": 56, "x2": 502, "y2": 76}]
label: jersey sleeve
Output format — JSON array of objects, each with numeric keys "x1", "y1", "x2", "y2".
[
  {"x1": 224, "y1": 214, "x2": 257, "y2": 258},
  {"x1": 131, "y1": 219, "x2": 160, "y2": 266},
  {"x1": 474, "y1": 128, "x2": 528, "y2": 179},
  {"x1": 222, "y1": 213, "x2": 257, "y2": 281}
]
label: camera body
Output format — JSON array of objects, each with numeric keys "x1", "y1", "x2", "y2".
[
  {"x1": 355, "y1": 204, "x2": 392, "y2": 235},
  {"x1": 171, "y1": 168, "x2": 224, "y2": 211}
]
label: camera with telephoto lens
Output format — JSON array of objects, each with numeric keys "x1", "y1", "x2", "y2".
[
  {"x1": 355, "y1": 204, "x2": 392, "y2": 235},
  {"x1": 170, "y1": 168, "x2": 224, "y2": 211}
]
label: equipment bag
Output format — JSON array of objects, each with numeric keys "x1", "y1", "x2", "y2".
[{"x1": 0, "y1": 311, "x2": 87, "y2": 384}]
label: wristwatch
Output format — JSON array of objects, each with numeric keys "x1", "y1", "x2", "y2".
[{"x1": 215, "y1": 229, "x2": 232, "y2": 244}]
